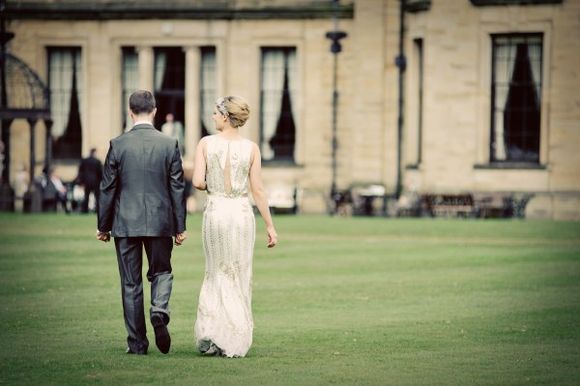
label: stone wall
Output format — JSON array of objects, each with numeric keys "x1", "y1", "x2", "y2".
[
  {"x1": 402, "y1": 0, "x2": 580, "y2": 219},
  {"x1": 4, "y1": 0, "x2": 580, "y2": 218}
]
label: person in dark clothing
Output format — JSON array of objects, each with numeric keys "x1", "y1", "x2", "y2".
[{"x1": 77, "y1": 148, "x2": 103, "y2": 213}]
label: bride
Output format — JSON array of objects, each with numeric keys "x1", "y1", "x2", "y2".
[{"x1": 192, "y1": 96, "x2": 278, "y2": 358}]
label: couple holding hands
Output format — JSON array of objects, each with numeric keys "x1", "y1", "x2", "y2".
[{"x1": 97, "y1": 90, "x2": 277, "y2": 358}]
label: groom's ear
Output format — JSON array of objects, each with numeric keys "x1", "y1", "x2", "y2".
[{"x1": 152, "y1": 107, "x2": 157, "y2": 118}]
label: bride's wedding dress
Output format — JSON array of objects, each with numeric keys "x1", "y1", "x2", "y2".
[{"x1": 194, "y1": 135, "x2": 256, "y2": 358}]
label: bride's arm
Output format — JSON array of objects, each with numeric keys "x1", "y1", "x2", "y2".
[
  {"x1": 193, "y1": 138, "x2": 207, "y2": 191},
  {"x1": 249, "y1": 143, "x2": 278, "y2": 248}
]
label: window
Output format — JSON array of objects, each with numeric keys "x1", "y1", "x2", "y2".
[
  {"x1": 406, "y1": 38, "x2": 424, "y2": 168},
  {"x1": 48, "y1": 47, "x2": 83, "y2": 160},
  {"x1": 405, "y1": 0, "x2": 431, "y2": 12},
  {"x1": 121, "y1": 47, "x2": 138, "y2": 132},
  {"x1": 491, "y1": 34, "x2": 542, "y2": 163},
  {"x1": 200, "y1": 46, "x2": 217, "y2": 137},
  {"x1": 260, "y1": 47, "x2": 297, "y2": 162}
]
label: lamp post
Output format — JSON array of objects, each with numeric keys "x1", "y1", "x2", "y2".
[{"x1": 325, "y1": 0, "x2": 347, "y2": 214}]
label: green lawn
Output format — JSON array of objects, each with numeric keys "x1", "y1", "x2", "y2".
[{"x1": 0, "y1": 214, "x2": 579, "y2": 385}]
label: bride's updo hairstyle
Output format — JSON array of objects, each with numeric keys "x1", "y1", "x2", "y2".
[{"x1": 216, "y1": 96, "x2": 250, "y2": 128}]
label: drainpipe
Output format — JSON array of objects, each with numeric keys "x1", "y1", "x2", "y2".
[{"x1": 395, "y1": 0, "x2": 406, "y2": 199}]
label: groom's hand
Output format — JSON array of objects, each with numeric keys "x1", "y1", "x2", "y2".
[
  {"x1": 175, "y1": 231, "x2": 187, "y2": 246},
  {"x1": 96, "y1": 230, "x2": 111, "y2": 242}
]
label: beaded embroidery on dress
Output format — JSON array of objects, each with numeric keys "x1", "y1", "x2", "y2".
[{"x1": 194, "y1": 135, "x2": 256, "y2": 358}]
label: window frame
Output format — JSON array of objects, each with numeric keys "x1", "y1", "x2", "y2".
[
  {"x1": 259, "y1": 46, "x2": 299, "y2": 165},
  {"x1": 405, "y1": 37, "x2": 425, "y2": 169},
  {"x1": 489, "y1": 33, "x2": 543, "y2": 164},
  {"x1": 474, "y1": 19, "x2": 551, "y2": 169},
  {"x1": 200, "y1": 46, "x2": 217, "y2": 138},
  {"x1": 46, "y1": 45, "x2": 84, "y2": 161},
  {"x1": 120, "y1": 46, "x2": 139, "y2": 133}
]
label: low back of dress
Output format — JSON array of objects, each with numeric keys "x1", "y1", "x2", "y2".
[{"x1": 205, "y1": 135, "x2": 253, "y2": 198}]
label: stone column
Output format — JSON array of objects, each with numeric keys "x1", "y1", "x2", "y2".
[
  {"x1": 0, "y1": 119, "x2": 15, "y2": 212},
  {"x1": 136, "y1": 46, "x2": 154, "y2": 92},
  {"x1": 184, "y1": 46, "x2": 200, "y2": 162},
  {"x1": 216, "y1": 43, "x2": 226, "y2": 99},
  {"x1": 1, "y1": 119, "x2": 12, "y2": 184},
  {"x1": 27, "y1": 119, "x2": 39, "y2": 189},
  {"x1": 44, "y1": 119, "x2": 53, "y2": 172}
]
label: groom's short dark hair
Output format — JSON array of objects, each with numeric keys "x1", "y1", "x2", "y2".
[{"x1": 129, "y1": 90, "x2": 156, "y2": 114}]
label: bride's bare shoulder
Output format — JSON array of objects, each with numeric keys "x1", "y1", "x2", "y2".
[
  {"x1": 244, "y1": 137, "x2": 258, "y2": 146},
  {"x1": 199, "y1": 135, "x2": 215, "y2": 146},
  {"x1": 243, "y1": 138, "x2": 259, "y2": 152}
]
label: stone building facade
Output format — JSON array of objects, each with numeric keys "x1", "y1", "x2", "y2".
[{"x1": 3, "y1": 0, "x2": 580, "y2": 218}]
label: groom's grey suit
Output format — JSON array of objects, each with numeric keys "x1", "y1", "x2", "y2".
[{"x1": 98, "y1": 123, "x2": 186, "y2": 354}]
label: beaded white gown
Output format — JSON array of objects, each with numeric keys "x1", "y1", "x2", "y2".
[{"x1": 194, "y1": 135, "x2": 256, "y2": 358}]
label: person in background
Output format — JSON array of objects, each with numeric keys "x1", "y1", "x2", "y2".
[
  {"x1": 38, "y1": 166, "x2": 69, "y2": 213},
  {"x1": 161, "y1": 113, "x2": 185, "y2": 156},
  {"x1": 14, "y1": 164, "x2": 29, "y2": 212},
  {"x1": 77, "y1": 147, "x2": 103, "y2": 213}
]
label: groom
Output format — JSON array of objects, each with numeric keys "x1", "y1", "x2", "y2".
[{"x1": 97, "y1": 90, "x2": 187, "y2": 355}]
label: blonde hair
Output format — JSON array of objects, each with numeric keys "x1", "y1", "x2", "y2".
[{"x1": 216, "y1": 96, "x2": 250, "y2": 128}]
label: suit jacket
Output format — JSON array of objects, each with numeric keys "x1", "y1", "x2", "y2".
[
  {"x1": 77, "y1": 156, "x2": 103, "y2": 189},
  {"x1": 98, "y1": 123, "x2": 186, "y2": 237}
]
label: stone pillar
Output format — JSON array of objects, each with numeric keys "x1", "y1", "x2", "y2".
[
  {"x1": 137, "y1": 46, "x2": 154, "y2": 92},
  {"x1": 1, "y1": 119, "x2": 12, "y2": 183},
  {"x1": 0, "y1": 119, "x2": 15, "y2": 212},
  {"x1": 216, "y1": 43, "x2": 226, "y2": 99},
  {"x1": 184, "y1": 46, "x2": 200, "y2": 162},
  {"x1": 28, "y1": 119, "x2": 37, "y2": 185},
  {"x1": 44, "y1": 119, "x2": 53, "y2": 172}
]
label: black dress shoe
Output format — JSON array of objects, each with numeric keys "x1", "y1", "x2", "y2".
[
  {"x1": 126, "y1": 347, "x2": 147, "y2": 355},
  {"x1": 151, "y1": 313, "x2": 171, "y2": 354}
]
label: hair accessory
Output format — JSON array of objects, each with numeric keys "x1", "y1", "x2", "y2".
[{"x1": 216, "y1": 97, "x2": 229, "y2": 117}]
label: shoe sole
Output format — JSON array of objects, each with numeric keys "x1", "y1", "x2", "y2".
[
  {"x1": 126, "y1": 350, "x2": 147, "y2": 355},
  {"x1": 151, "y1": 314, "x2": 171, "y2": 354}
]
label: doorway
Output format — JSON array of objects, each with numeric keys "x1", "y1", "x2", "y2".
[{"x1": 153, "y1": 47, "x2": 185, "y2": 154}]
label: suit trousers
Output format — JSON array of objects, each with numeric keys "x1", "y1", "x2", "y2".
[{"x1": 114, "y1": 237, "x2": 173, "y2": 353}]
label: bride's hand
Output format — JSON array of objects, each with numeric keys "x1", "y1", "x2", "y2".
[{"x1": 266, "y1": 226, "x2": 277, "y2": 248}]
